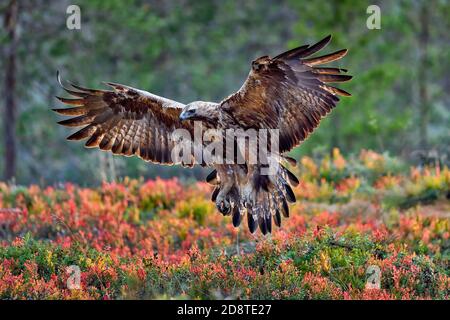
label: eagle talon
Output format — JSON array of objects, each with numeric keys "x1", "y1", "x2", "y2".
[{"x1": 217, "y1": 200, "x2": 231, "y2": 216}]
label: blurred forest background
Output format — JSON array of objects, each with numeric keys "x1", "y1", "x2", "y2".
[{"x1": 0, "y1": 0, "x2": 449, "y2": 186}]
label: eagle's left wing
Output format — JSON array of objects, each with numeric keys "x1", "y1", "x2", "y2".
[
  {"x1": 220, "y1": 35, "x2": 352, "y2": 153},
  {"x1": 53, "y1": 72, "x2": 194, "y2": 165}
]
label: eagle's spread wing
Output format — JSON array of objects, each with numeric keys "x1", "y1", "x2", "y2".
[
  {"x1": 53, "y1": 72, "x2": 191, "y2": 164},
  {"x1": 220, "y1": 35, "x2": 351, "y2": 153}
]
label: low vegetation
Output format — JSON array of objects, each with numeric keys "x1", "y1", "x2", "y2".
[{"x1": 0, "y1": 150, "x2": 448, "y2": 299}]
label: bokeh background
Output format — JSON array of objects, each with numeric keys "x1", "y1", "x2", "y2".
[{"x1": 1, "y1": 0, "x2": 449, "y2": 185}]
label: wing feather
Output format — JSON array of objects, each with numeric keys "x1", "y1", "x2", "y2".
[
  {"x1": 220, "y1": 35, "x2": 352, "y2": 152},
  {"x1": 53, "y1": 72, "x2": 194, "y2": 165}
]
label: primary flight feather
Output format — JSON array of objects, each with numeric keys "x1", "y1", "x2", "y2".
[{"x1": 53, "y1": 35, "x2": 352, "y2": 234}]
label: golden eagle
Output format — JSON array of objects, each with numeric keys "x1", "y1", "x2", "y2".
[{"x1": 53, "y1": 35, "x2": 351, "y2": 234}]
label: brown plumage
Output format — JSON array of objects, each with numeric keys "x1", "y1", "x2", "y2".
[{"x1": 53, "y1": 35, "x2": 351, "y2": 234}]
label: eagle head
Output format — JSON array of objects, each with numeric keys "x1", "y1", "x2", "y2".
[{"x1": 179, "y1": 101, "x2": 219, "y2": 123}]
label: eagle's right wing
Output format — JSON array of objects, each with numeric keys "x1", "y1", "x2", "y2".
[
  {"x1": 53, "y1": 73, "x2": 193, "y2": 165},
  {"x1": 220, "y1": 35, "x2": 352, "y2": 153}
]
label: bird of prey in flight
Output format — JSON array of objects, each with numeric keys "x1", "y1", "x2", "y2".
[{"x1": 53, "y1": 35, "x2": 352, "y2": 234}]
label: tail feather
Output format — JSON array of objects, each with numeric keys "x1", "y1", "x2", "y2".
[
  {"x1": 258, "y1": 214, "x2": 268, "y2": 235},
  {"x1": 206, "y1": 169, "x2": 218, "y2": 185},
  {"x1": 266, "y1": 213, "x2": 272, "y2": 233},
  {"x1": 247, "y1": 210, "x2": 257, "y2": 233},
  {"x1": 284, "y1": 167, "x2": 300, "y2": 186},
  {"x1": 232, "y1": 207, "x2": 243, "y2": 227},
  {"x1": 303, "y1": 49, "x2": 348, "y2": 66},
  {"x1": 211, "y1": 187, "x2": 220, "y2": 202},
  {"x1": 274, "y1": 209, "x2": 282, "y2": 227},
  {"x1": 280, "y1": 197, "x2": 290, "y2": 218},
  {"x1": 284, "y1": 183, "x2": 296, "y2": 203}
]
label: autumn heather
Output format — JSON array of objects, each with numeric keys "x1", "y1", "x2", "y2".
[{"x1": 0, "y1": 150, "x2": 448, "y2": 299}]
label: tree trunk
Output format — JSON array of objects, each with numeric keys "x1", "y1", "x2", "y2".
[
  {"x1": 418, "y1": 1, "x2": 430, "y2": 149},
  {"x1": 3, "y1": 0, "x2": 19, "y2": 181},
  {"x1": 329, "y1": 1, "x2": 345, "y2": 151}
]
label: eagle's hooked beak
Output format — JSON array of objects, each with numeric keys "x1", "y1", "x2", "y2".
[{"x1": 179, "y1": 108, "x2": 196, "y2": 121}]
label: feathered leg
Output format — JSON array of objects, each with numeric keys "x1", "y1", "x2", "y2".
[{"x1": 207, "y1": 158, "x2": 298, "y2": 234}]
